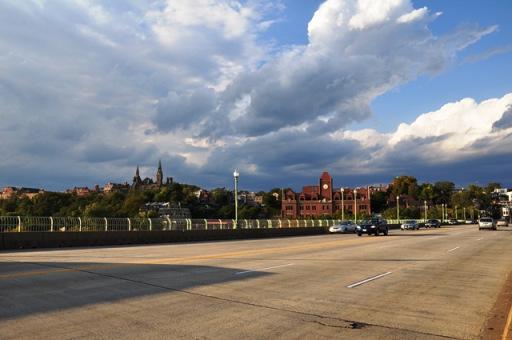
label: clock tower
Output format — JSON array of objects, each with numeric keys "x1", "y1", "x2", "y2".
[{"x1": 319, "y1": 171, "x2": 333, "y2": 201}]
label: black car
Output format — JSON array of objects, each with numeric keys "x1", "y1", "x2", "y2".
[
  {"x1": 356, "y1": 218, "x2": 388, "y2": 236},
  {"x1": 425, "y1": 219, "x2": 441, "y2": 228}
]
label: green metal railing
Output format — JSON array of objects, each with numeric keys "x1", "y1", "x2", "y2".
[{"x1": 0, "y1": 216, "x2": 344, "y2": 232}]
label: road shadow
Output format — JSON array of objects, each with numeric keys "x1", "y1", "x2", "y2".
[{"x1": 0, "y1": 260, "x2": 271, "y2": 320}]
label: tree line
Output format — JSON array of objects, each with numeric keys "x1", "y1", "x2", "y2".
[
  {"x1": 0, "y1": 183, "x2": 282, "y2": 219},
  {"x1": 0, "y1": 176, "x2": 505, "y2": 219},
  {"x1": 367, "y1": 176, "x2": 504, "y2": 220}
]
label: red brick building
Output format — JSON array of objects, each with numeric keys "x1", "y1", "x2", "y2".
[{"x1": 282, "y1": 172, "x2": 371, "y2": 218}]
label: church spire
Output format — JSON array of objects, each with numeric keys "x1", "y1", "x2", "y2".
[
  {"x1": 131, "y1": 164, "x2": 142, "y2": 190},
  {"x1": 156, "y1": 159, "x2": 163, "y2": 186}
]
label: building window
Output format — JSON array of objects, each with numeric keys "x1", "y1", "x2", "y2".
[{"x1": 312, "y1": 206, "x2": 316, "y2": 211}]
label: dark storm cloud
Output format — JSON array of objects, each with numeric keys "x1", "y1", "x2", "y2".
[
  {"x1": 195, "y1": 130, "x2": 363, "y2": 189},
  {"x1": 406, "y1": 151, "x2": 512, "y2": 187},
  {"x1": 154, "y1": 88, "x2": 216, "y2": 132}
]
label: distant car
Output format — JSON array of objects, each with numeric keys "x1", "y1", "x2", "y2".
[
  {"x1": 425, "y1": 219, "x2": 441, "y2": 228},
  {"x1": 465, "y1": 220, "x2": 475, "y2": 224},
  {"x1": 401, "y1": 220, "x2": 419, "y2": 230},
  {"x1": 357, "y1": 218, "x2": 388, "y2": 236},
  {"x1": 496, "y1": 219, "x2": 509, "y2": 227},
  {"x1": 448, "y1": 219, "x2": 458, "y2": 225},
  {"x1": 478, "y1": 217, "x2": 496, "y2": 230},
  {"x1": 329, "y1": 221, "x2": 357, "y2": 233}
]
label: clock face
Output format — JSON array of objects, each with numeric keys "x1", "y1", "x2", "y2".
[{"x1": 322, "y1": 184, "x2": 328, "y2": 190}]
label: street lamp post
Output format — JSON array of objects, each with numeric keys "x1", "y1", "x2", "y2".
[
  {"x1": 424, "y1": 200, "x2": 427, "y2": 222},
  {"x1": 233, "y1": 170, "x2": 239, "y2": 229},
  {"x1": 455, "y1": 205, "x2": 458, "y2": 220},
  {"x1": 463, "y1": 207, "x2": 466, "y2": 220},
  {"x1": 396, "y1": 196, "x2": 400, "y2": 223},
  {"x1": 353, "y1": 189, "x2": 357, "y2": 223},
  {"x1": 441, "y1": 204, "x2": 445, "y2": 222},
  {"x1": 340, "y1": 188, "x2": 345, "y2": 221}
]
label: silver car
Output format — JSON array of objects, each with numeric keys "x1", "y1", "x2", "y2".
[
  {"x1": 329, "y1": 221, "x2": 357, "y2": 233},
  {"x1": 478, "y1": 217, "x2": 496, "y2": 230},
  {"x1": 496, "y1": 219, "x2": 509, "y2": 227},
  {"x1": 401, "y1": 220, "x2": 419, "y2": 230}
]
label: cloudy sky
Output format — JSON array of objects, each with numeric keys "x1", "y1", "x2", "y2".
[{"x1": 1, "y1": 0, "x2": 511, "y2": 191}]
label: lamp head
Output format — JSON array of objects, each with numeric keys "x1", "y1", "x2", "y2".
[{"x1": 233, "y1": 170, "x2": 239, "y2": 178}]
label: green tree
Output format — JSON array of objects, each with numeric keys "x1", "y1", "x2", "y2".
[
  {"x1": 239, "y1": 205, "x2": 262, "y2": 219},
  {"x1": 433, "y1": 181, "x2": 455, "y2": 204},
  {"x1": 390, "y1": 176, "x2": 419, "y2": 198},
  {"x1": 370, "y1": 191, "x2": 388, "y2": 213}
]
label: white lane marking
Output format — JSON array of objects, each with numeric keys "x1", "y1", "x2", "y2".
[
  {"x1": 477, "y1": 238, "x2": 483, "y2": 241},
  {"x1": 347, "y1": 272, "x2": 392, "y2": 288},
  {"x1": 447, "y1": 246, "x2": 460, "y2": 252},
  {"x1": 235, "y1": 263, "x2": 294, "y2": 275}
]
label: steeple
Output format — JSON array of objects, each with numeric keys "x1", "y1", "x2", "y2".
[
  {"x1": 132, "y1": 164, "x2": 142, "y2": 189},
  {"x1": 156, "y1": 160, "x2": 163, "y2": 186}
]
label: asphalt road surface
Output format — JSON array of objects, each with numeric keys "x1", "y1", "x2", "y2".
[{"x1": 1, "y1": 225, "x2": 511, "y2": 339}]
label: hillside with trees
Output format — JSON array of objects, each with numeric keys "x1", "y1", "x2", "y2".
[{"x1": 0, "y1": 177, "x2": 505, "y2": 219}]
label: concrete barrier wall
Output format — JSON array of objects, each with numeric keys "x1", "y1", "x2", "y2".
[
  {"x1": 0, "y1": 224, "x2": 404, "y2": 250},
  {"x1": 0, "y1": 227, "x2": 328, "y2": 250}
]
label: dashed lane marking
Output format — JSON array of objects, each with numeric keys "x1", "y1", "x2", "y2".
[
  {"x1": 235, "y1": 263, "x2": 294, "y2": 275},
  {"x1": 347, "y1": 271, "x2": 392, "y2": 288}
]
